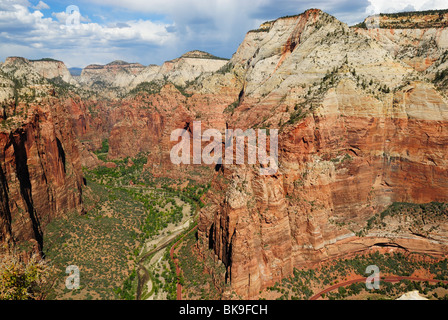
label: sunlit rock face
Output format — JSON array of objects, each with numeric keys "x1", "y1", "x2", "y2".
[{"x1": 196, "y1": 9, "x2": 448, "y2": 299}]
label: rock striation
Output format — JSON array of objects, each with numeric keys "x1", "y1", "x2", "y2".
[
  {"x1": 80, "y1": 60, "x2": 145, "y2": 88},
  {"x1": 2, "y1": 57, "x2": 75, "y2": 85},
  {"x1": 195, "y1": 9, "x2": 448, "y2": 298},
  {"x1": 1, "y1": 7, "x2": 448, "y2": 300},
  {"x1": 79, "y1": 51, "x2": 229, "y2": 91},
  {"x1": 0, "y1": 100, "x2": 84, "y2": 255}
]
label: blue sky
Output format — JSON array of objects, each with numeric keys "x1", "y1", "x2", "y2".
[{"x1": 0, "y1": 0, "x2": 447, "y2": 68}]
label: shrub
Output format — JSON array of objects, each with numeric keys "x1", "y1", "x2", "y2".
[{"x1": 0, "y1": 253, "x2": 54, "y2": 300}]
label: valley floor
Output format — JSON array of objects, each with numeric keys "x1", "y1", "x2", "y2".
[{"x1": 43, "y1": 153, "x2": 209, "y2": 300}]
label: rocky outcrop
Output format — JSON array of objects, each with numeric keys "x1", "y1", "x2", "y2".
[
  {"x1": 80, "y1": 60, "x2": 143, "y2": 89},
  {"x1": 354, "y1": 15, "x2": 448, "y2": 73},
  {"x1": 29, "y1": 59, "x2": 75, "y2": 84},
  {"x1": 197, "y1": 9, "x2": 448, "y2": 299},
  {"x1": 78, "y1": 51, "x2": 229, "y2": 91},
  {"x1": 2, "y1": 57, "x2": 75, "y2": 84},
  {"x1": 80, "y1": 60, "x2": 145, "y2": 88},
  {"x1": 129, "y1": 50, "x2": 229, "y2": 88},
  {"x1": 362, "y1": 10, "x2": 448, "y2": 30},
  {"x1": 0, "y1": 98, "x2": 84, "y2": 255}
]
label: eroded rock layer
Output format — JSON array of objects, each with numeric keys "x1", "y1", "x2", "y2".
[
  {"x1": 196, "y1": 9, "x2": 448, "y2": 299},
  {"x1": 1, "y1": 8, "x2": 448, "y2": 300},
  {"x1": 0, "y1": 100, "x2": 84, "y2": 254}
]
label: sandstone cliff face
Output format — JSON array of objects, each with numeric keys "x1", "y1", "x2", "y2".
[
  {"x1": 0, "y1": 59, "x2": 85, "y2": 255},
  {"x1": 80, "y1": 60, "x2": 145, "y2": 88},
  {"x1": 355, "y1": 19, "x2": 448, "y2": 73},
  {"x1": 0, "y1": 98, "x2": 84, "y2": 255},
  {"x1": 129, "y1": 50, "x2": 229, "y2": 88},
  {"x1": 196, "y1": 9, "x2": 448, "y2": 299},
  {"x1": 1, "y1": 7, "x2": 448, "y2": 301},
  {"x1": 2, "y1": 57, "x2": 51, "y2": 88},
  {"x1": 29, "y1": 59, "x2": 75, "y2": 84},
  {"x1": 353, "y1": 11, "x2": 448, "y2": 98},
  {"x1": 80, "y1": 51, "x2": 229, "y2": 91},
  {"x1": 2, "y1": 57, "x2": 75, "y2": 85},
  {"x1": 364, "y1": 10, "x2": 448, "y2": 29},
  {"x1": 104, "y1": 82, "x2": 237, "y2": 182}
]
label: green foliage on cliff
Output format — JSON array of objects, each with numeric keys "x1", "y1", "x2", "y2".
[
  {"x1": 269, "y1": 251, "x2": 448, "y2": 300},
  {"x1": 378, "y1": 9, "x2": 448, "y2": 18},
  {"x1": 129, "y1": 80, "x2": 164, "y2": 95},
  {"x1": 360, "y1": 202, "x2": 448, "y2": 236},
  {"x1": 29, "y1": 58, "x2": 61, "y2": 62}
]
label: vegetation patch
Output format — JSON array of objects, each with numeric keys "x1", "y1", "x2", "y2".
[
  {"x1": 43, "y1": 152, "x2": 210, "y2": 300},
  {"x1": 265, "y1": 251, "x2": 448, "y2": 300}
]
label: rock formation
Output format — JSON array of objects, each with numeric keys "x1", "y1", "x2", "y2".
[
  {"x1": 79, "y1": 51, "x2": 228, "y2": 91},
  {"x1": 2, "y1": 57, "x2": 76, "y2": 85},
  {"x1": 1, "y1": 7, "x2": 448, "y2": 300},
  {"x1": 0, "y1": 57, "x2": 86, "y2": 256},
  {"x1": 194, "y1": 9, "x2": 448, "y2": 298},
  {"x1": 80, "y1": 60, "x2": 145, "y2": 88}
]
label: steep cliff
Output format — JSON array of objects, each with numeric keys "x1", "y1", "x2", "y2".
[
  {"x1": 0, "y1": 62, "x2": 84, "y2": 255},
  {"x1": 0, "y1": 100, "x2": 84, "y2": 255},
  {"x1": 196, "y1": 9, "x2": 448, "y2": 299},
  {"x1": 2, "y1": 57, "x2": 75, "y2": 85},
  {"x1": 80, "y1": 60, "x2": 145, "y2": 89},
  {"x1": 354, "y1": 11, "x2": 448, "y2": 74},
  {"x1": 29, "y1": 58, "x2": 75, "y2": 84},
  {"x1": 80, "y1": 51, "x2": 229, "y2": 91},
  {"x1": 1, "y1": 7, "x2": 448, "y2": 301}
]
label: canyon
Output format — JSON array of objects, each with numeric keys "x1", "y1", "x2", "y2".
[{"x1": 0, "y1": 8, "x2": 448, "y2": 299}]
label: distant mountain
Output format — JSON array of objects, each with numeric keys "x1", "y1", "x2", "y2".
[{"x1": 69, "y1": 67, "x2": 83, "y2": 76}]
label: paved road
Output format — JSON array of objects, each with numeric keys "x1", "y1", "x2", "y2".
[{"x1": 309, "y1": 276, "x2": 448, "y2": 300}]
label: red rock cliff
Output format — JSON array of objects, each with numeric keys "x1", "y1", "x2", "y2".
[
  {"x1": 197, "y1": 9, "x2": 448, "y2": 299},
  {"x1": 0, "y1": 98, "x2": 84, "y2": 255}
]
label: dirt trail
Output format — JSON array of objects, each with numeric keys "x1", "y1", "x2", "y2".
[{"x1": 309, "y1": 276, "x2": 448, "y2": 300}]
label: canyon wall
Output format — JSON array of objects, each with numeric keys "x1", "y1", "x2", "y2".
[
  {"x1": 0, "y1": 59, "x2": 84, "y2": 255},
  {"x1": 196, "y1": 9, "x2": 448, "y2": 299},
  {"x1": 0, "y1": 99, "x2": 84, "y2": 255},
  {"x1": 1, "y1": 8, "x2": 448, "y2": 300}
]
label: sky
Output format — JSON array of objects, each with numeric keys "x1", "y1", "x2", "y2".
[{"x1": 0, "y1": 0, "x2": 447, "y2": 68}]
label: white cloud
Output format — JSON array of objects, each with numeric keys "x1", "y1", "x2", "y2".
[
  {"x1": 1, "y1": 0, "x2": 447, "y2": 67},
  {"x1": 51, "y1": 10, "x2": 90, "y2": 23},
  {"x1": 0, "y1": 0, "x2": 30, "y2": 10},
  {"x1": 0, "y1": 1, "x2": 178, "y2": 66},
  {"x1": 33, "y1": 1, "x2": 49, "y2": 10},
  {"x1": 78, "y1": 0, "x2": 265, "y2": 43},
  {"x1": 0, "y1": 0, "x2": 264, "y2": 66}
]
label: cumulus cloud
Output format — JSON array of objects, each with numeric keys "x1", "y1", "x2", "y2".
[
  {"x1": 80, "y1": 0, "x2": 370, "y2": 43},
  {"x1": 0, "y1": 0, "x2": 30, "y2": 11},
  {"x1": 0, "y1": 0, "x2": 177, "y2": 66},
  {"x1": 1, "y1": 0, "x2": 447, "y2": 67},
  {"x1": 33, "y1": 1, "x2": 49, "y2": 10}
]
